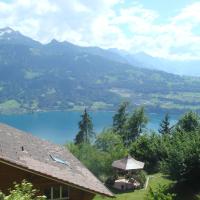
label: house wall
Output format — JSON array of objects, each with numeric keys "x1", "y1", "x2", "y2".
[{"x1": 0, "y1": 161, "x2": 95, "y2": 200}]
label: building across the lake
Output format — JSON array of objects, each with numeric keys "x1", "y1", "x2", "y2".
[{"x1": 0, "y1": 123, "x2": 113, "y2": 200}]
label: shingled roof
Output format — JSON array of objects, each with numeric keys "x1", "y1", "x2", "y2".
[{"x1": 0, "y1": 123, "x2": 113, "y2": 197}]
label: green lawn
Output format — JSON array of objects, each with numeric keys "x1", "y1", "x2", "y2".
[{"x1": 94, "y1": 173, "x2": 173, "y2": 200}]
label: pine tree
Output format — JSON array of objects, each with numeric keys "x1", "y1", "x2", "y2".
[
  {"x1": 159, "y1": 113, "x2": 171, "y2": 135},
  {"x1": 126, "y1": 106, "x2": 148, "y2": 144},
  {"x1": 113, "y1": 102, "x2": 128, "y2": 136},
  {"x1": 74, "y1": 109, "x2": 94, "y2": 145}
]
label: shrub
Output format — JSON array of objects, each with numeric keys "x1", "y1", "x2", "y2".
[
  {"x1": 105, "y1": 175, "x2": 117, "y2": 186},
  {"x1": 146, "y1": 185, "x2": 175, "y2": 200},
  {"x1": 132, "y1": 170, "x2": 147, "y2": 189},
  {"x1": 1, "y1": 180, "x2": 46, "y2": 200},
  {"x1": 0, "y1": 192, "x2": 4, "y2": 200},
  {"x1": 68, "y1": 129, "x2": 127, "y2": 181}
]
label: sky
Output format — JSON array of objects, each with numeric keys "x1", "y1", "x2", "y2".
[{"x1": 0, "y1": 0, "x2": 200, "y2": 60}]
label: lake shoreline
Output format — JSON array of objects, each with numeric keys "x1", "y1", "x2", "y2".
[
  {"x1": 0, "y1": 106, "x2": 189, "y2": 116},
  {"x1": 0, "y1": 111, "x2": 180, "y2": 144}
]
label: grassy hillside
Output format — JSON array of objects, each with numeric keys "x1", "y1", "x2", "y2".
[
  {"x1": 94, "y1": 174, "x2": 173, "y2": 200},
  {"x1": 95, "y1": 173, "x2": 200, "y2": 200}
]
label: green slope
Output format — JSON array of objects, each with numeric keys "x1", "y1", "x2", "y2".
[{"x1": 1, "y1": 30, "x2": 200, "y2": 114}]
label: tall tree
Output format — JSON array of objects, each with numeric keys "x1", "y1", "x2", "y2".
[
  {"x1": 74, "y1": 109, "x2": 94, "y2": 145},
  {"x1": 159, "y1": 113, "x2": 171, "y2": 135},
  {"x1": 113, "y1": 102, "x2": 128, "y2": 137},
  {"x1": 126, "y1": 107, "x2": 148, "y2": 145},
  {"x1": 176, "y1": 111, "x2": 200, "y2": 132},
  {"x1": 95, "y1": 129, "x2": 125, "y2": 153}
]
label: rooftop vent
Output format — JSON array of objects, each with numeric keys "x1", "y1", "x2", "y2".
[{"x1": 50, "y1": 155, "x2": 70, "y2": 166}]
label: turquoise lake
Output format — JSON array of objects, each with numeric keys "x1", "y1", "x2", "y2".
[{"x1": 0, "y1": 111, "x2": 179, "y2": 144}]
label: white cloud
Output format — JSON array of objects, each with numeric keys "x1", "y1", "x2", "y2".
[
  {"x1": 110, "y1": 2, "x2": 200, "y2": 60},
  {"x1": 173, "y1": 2, "x2": 200, "y2": 24},
  {"x1": 0, "y1": 0, "x2": 200, "y2": 60}
]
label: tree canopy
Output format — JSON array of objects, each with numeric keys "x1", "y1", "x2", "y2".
[
  {"x1": 159, "y1": 113, "x2": 171, "y2": 135},
  {"x1": 69, "y1": 103, "x2": 200, "y2": 199},
  {"x1": 112, "y1": 104, "x2": 148, "y2": 146},
  {"x1": 126, "y1": 107, "x2": 148, "y2": 145},
  {"x1": 113, "y1": 102, "x2": 128, "y2": 138},
  {"x1": 176, "y1": 111, "x2": 200, "y2": 132},
  {"x1": 74, "y1": 109, "x2": 95, "y2": 145}
]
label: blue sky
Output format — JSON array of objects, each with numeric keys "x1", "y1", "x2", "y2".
[
  {"x1": 133, "y1": 0, "x2": 195, "y2": 16},
  {"x1": 0, "y1": 0, "x2": 200, "y2": 60}
]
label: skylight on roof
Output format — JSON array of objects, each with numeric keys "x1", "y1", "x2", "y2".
[{"x1": 50, "y1": 155, "x2": 70, "y2": 166}]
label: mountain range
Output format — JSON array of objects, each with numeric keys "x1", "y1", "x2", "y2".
[
  {"x1": 0, "y1": 27, "x2": 200, "y2": 114},
  {"x1": 109, "y1": 49, "x2": 200, "y2": 77}
]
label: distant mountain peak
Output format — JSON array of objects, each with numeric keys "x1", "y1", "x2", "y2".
[
  {"x1": 0, "y1": 27, "x2": 15, "y2": 36},
  {"x1": 0, "y1": 26, "x2": 14, "y2": 31},
  {"x1": 49, "y1": 39, "x2": 75, "y2": 46},
  {"x1": 50, "y1": 39, "x2": 59, "y2": 44},
  {"x1": 0, "y1": 27, "x2": 22, "y2": 40},
  {"x1": 0, "y1": 27, "x2": 41, "y2": 46}
]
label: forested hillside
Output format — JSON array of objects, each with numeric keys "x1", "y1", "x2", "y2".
[{"x1": 1, "y1": 27, "x2": 200, "y2": 114}]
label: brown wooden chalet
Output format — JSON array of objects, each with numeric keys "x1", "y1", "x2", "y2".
[{"x1": 0, "y1": 123, "x2": 113, "y2": 200}]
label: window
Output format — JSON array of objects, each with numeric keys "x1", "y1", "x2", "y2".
[
  {"x1": 44, "y1": 188, "x2": 51, "y2": 199},
  {"x1": 50, "y1": 155, "x2": 70, "y2": 166},
  {"x1": 53, "y1": 187, "x2": 60, "y2": 199},
  {"x1": 62, "y1": 187, "x2": 69, "y2": 198},
  {"x1": 44, "y1": 186, "x2": 69, "y2": 200}
]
